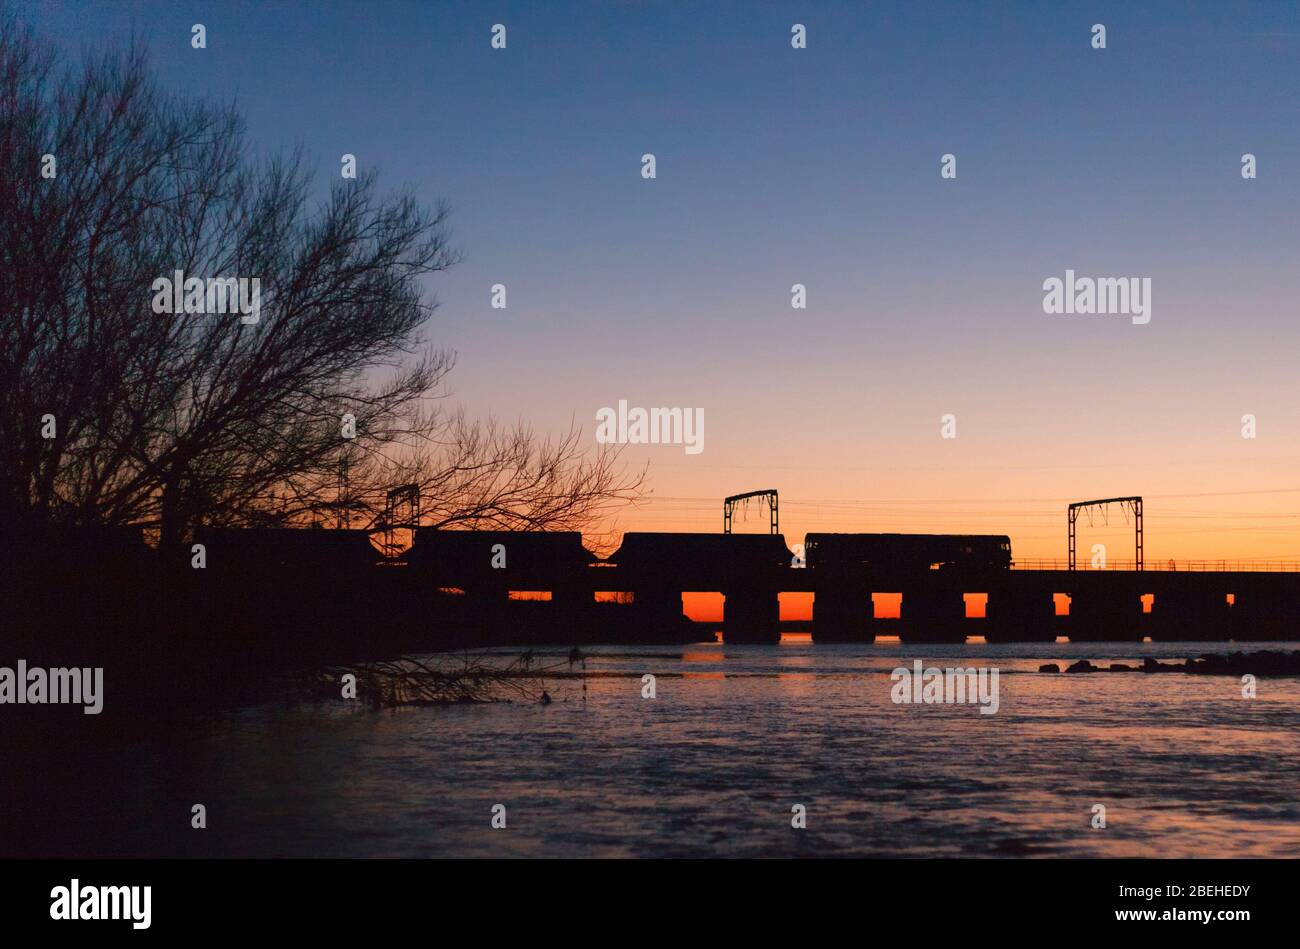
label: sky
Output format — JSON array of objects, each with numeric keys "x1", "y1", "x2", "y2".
[{"x1": 24, "y1": 0, "x2": 1300, "y2": 566}]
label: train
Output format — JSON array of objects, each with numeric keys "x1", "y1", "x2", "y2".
[{"x1": 803, "y1": 533, "x2": 1013, "y2": 572}]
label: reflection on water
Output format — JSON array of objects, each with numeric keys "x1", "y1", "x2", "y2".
[{"x1": 25, "y1": 640, "x2": 1300, "y2": 858}]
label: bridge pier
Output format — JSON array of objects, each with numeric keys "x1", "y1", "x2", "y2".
[
  {"x1": 629, "y1": 588, "x2": 688, "y2": 641},
  {"x1": 984, "y1": 587, "x2": 1057, "y2": 642},
  {"x1": 1230, "y1": 582, "x2": 1300, "y2": 641},
  {"x1": 551, "y1": 585, "x2": 593, "y2": 611},
  {"x1": 1067, "y1": 586, "x2": 1144, "y2": 641},
  {"x1": 899, "y1": 583, "x2": 967, "y2": 643},
  {"x1": 1148, "y1": 587, "x2": 1230, "y2": 641},
  {"x1": 456, "y1": 586, "x2": 513, "y2": 644},
  {"x1": 723, "y1": 589, "x2": 781, "y2": 644},
  {"x1": 811, "y1": 585, "x2": 875, "y2": 642}
]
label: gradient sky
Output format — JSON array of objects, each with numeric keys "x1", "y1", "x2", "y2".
[{"x1": 26, "y1": 0, "x2": 1300, "y2": 563}]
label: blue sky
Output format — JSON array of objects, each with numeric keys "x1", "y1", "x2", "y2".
[{"x1": 24, "y1": 1, "x2": 1300, "y2": 552}]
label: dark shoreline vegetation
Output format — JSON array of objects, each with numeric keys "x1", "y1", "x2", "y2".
[{"x1": 0, "y1": 6, "x2": 644, "y2": 720}]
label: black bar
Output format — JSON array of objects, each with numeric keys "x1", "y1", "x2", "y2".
[{"x1": 0, "y1": 858, "x2": 1287, "y2": 936}]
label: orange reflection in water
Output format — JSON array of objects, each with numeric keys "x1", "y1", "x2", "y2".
[{"x1": 682, "y1": 651, "x2": 723, "y2": 663}]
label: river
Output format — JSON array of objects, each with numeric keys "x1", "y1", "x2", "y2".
[{"x1": 77, "y1": 638, "x2": 1299, "y2": 859}]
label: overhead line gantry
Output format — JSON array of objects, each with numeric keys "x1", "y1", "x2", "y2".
[
  {"x1": 724, "y1": 489, "x2": 779, "y2": 535},
  {"x1": 1068, "y1": 496, "x2": 1142, "y2": 571}
]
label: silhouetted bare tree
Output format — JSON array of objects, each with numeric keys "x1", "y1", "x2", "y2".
[{"x1": 0, "y1": 13, "x2": 641, "y2": 544}]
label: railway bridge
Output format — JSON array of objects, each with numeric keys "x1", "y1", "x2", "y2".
[{"x1": 403, "y1": 529, "x2": 1300, "y2": 644}]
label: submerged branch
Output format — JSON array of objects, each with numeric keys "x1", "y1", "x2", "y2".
[{"x1": 296, "y1": 650, "x2": 586, "y2": 707}]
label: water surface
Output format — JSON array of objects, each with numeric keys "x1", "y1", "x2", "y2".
[{"x1": 105, "y1": 639, "x2": 1300, "y2": 858}]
